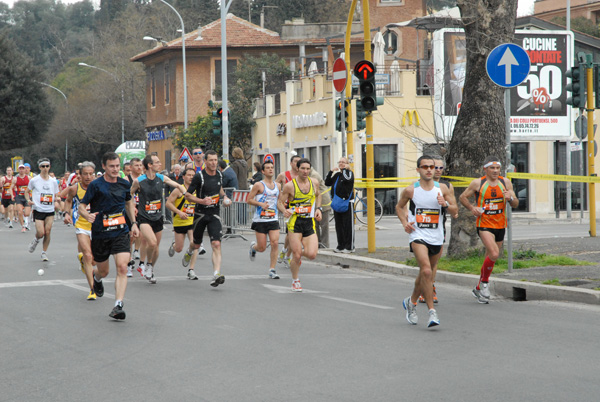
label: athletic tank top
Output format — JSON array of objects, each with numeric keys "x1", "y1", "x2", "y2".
[
  {"x1": 289, "y1": 178, "x2": 316, "y2": 219},
  {"x1": 284, "y1": 171, "x2": 293, "y2": 183},
  {"x1": 2, "y1": 176, "x2": 13, "y2": 199},
  {"x1": 475, "y1": 176, "x2": 508, "y2": 229},
  {"x1": 172, "y1": 185, "x2": 195, "y2": 227},
  {"x1": 252, "y1": 181, "x2": 279, "y2": 223},
  {"x1": 137, "y1": 173, "x2": 164, "y2": 221},
  {"x1": 408, "y1": 181, "x2": 445, "y2": 246},
  {"x1": 16, "y1": 175, "x2": 29, "y2": 196},
  {"x1": 74, "y1": 183, "x2": 92, "y2": 231}
]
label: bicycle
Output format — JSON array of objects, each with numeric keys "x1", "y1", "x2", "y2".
[{"x1": 329, "y1": 188, "x2": 383, "y2": 224}]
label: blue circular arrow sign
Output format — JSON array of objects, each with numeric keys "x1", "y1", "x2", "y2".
[{"x1": 486, "y1": 43, "x2": 531, "y2": 88}]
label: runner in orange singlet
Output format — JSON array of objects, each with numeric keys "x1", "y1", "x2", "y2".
[{"x1": 459, "y1": 156, "x2": 519, "y2": 304}]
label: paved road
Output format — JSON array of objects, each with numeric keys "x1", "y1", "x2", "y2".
[{"x1": 1, "y1": 221, "x2": 599, "y2": 401}]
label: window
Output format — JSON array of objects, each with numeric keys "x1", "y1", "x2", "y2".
[
  {"x1": 361, "y1": 144, "x2": 398, "y2": 215},
  {"x1": 214, "y1": 59, "x2": 238, "y2": 101},
  {"x1": 295, "y1": 148, "x2": 305, "y2": 158},
  {"x1": 164, "y1": 62, "x2": 170, "y2": 105},
  {"x1": 383, "y1": 29, "x2": 398, "y2": 55},
  {"x1": 554, "y1": 142, "x2": 587, "y2": 212},
  {"x1": 380, "y1": 0, "x2": 402, "y2": 3},
  {"x1": 150, "y1": 68, "x2": 156, "y2": 108}
]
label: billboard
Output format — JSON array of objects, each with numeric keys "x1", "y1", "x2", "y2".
[{"x1": 433, "y1": 29, "x2": 573, "y2": 140}]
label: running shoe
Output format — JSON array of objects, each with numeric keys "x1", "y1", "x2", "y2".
[
  {"x1": 168, "y1": 240, "x2": 175, "y2": 257},
  {"x1": 187, "y1": 269, "x2": 198, "y2": 280},
  {"x1": 333, "y1": 248, "x2": 342, "y2": 253},
  {"x1": 199, "y1": 246, "x2": 207, "y2": 255},
  {"x1": 418, "y1": 295, "x2": 426, "y2": 303},
  {"x1": 249, "y1": 241, "x2": 257, "y2": 261},
  {"x1": 427, "y1": 309, "x2": 440, "y2": 328},
  {"x1": 41, "y1": 251, "x2": 49, "y2": 262},
  {"x1": 28, "y1": 238, "x2": 39, "y2": 253},
  {"x1": 210, "y1": 273, "x2": 225, "y2": 287},
  {"x1": 145, "y1": 264, "x2": 154, "y2": 281},
  {"x1": 269, "y1": 269, "x2": 280, "y2": 279},
  {"x1": 149, "y1": 274, "x2": 157, "y2": 284},
  {"x1": 133, "y1": 249, "x2": 140, "y2": 260},
  {"x1": 77, "y1": 252, "x2": 85, "y2": 273},
  {"x1": 472, "y1": 287, "x2": 489, "y2": 304},
  {"x1": 93, "y1": 278, "x2": 104, "y2": 298},
  {"x1": 182, "y1": 250, "x2": 192, "y2": 267},
  {"x1": 8, "y1": 221, "x2": 13, "y2": 228},
  {"x1": 109, "y1": 304, "x2": 126, "y2": 320},
  {"x1": 126, "y1": 260, "x2": 134, "y2": 277},
  {"x1": 87, "y1": 290, "x2": 96, "y2": 301},
  {"x1": 402, "y1": 296, "x2": 418, "y2": 325},
  {"x1": 291, "y1": 280, "x2": 303, "y2": 292},
  {"x1": 480, "y1": 282, "x2": 491, "y2": 298},
  {"x1": 283, "y1": 257, "x2": 291, "y2": 269},
  {"x1": 278, "y1": 250, "x2": 286, "y2": 263},
  {"x1": 137, "y1": 263, "x2": 146, "y2": 277},
  {"x1": 433, "y1": 284, "x2": 438, "y2": 304}
]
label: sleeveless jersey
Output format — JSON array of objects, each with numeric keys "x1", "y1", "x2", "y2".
[
  {"x1": 15, "y1": 175, "x2": 29, "y2": 196},
  {"x1": 137, "y1": 173, "x2": 165, "y2": 222},
  {"x1": 2, "y1": 176, "x2": 14, "y2": 199},
  {"x1": 252, "y1": 181, "x2": 279, "y2": 223},
  {"x1": 172, "y1": 185, "x2": 195, "y2": 227},
  {"x1": 74, "y1": 183, "x2": 92, "y2": 231},
  {"x1": 284, "y1": 171, "x2": 293, "y2": 183},
  {"x1": 289, "y1": 178, "x2": 316, "y2": 219},
  {"x1": 475, "y1": 176, "x2": 508, "y2": 229},
  {"x1": 408, "y1": 181, "x2": 445, "y2": 246}
]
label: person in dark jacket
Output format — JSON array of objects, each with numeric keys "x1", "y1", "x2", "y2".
[
  {"x1": 249, "y1": 162, "x2": 263, "y2": 185},
  {"x1": 324, "y1": 157, "x2": 355, "y2": 252},
  {"x1": 230, "y1": 147, "x2": 249, "y2": 190},
  {"x1": 218, "y1": 160, "x2": 238, "y2": 198}
]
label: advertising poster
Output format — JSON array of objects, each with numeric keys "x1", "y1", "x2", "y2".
[{"x1": 433, "y1": 29, "x2": 573, "y2": 140}]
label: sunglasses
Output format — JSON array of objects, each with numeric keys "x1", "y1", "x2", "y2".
[
  {"x1": 434, "y1": 167, "x2": 444, "y2": 170},
  {"x1": 419, "y1": 165, "x2": 435, "y2": 170},
  {"x1": 39, "y1": 165, "x2": 50, "y2": 168},
  {"x1": 193, "y1": 152, "x2": 203, "y2": 155}
]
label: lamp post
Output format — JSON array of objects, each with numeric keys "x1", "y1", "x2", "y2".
[
  {"x1": 77, "y1": 62, "x2": 125, "y2": 144},
  {"x1": 159, "y1": 0, "x2": 188, "y2": 130},
  {"x1": 39, "y1": 82, "x2": 69, "y2": 171}
]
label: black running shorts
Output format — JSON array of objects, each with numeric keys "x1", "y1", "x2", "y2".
[
  {"x1": 410, "y1": 239, "x2": 442, "y2": 257},
  {"x1": 251, "y1": 221, "x2": 280, "y2": 234},
  {"x1": 91, "y1": 233, "x2": 131, "y2": 263},
  {"x1": 477, "y1": 227, "x2": 506, "y2": 243},
  {"x1": 193, "y1": 214, "x2": 222, "y2": 244}
]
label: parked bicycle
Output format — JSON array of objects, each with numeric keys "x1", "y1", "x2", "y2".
[{"x1": 329, "y1": 188, "x2": 383, "y2": 224}]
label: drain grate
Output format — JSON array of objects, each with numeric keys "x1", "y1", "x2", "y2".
[{"x1": 513, "y1": 287, "x2": 527, "y2": 301}]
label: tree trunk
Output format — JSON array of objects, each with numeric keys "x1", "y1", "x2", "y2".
[{"x1": 447, "y1": 0, "x2": 518, "y2": 258}]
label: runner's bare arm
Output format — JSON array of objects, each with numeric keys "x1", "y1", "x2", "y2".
[
  {"x1": 246, "y1": 182, "x2": 268, "y2": 208},
  {"x1": 396, "y1": 185, "x2": 414, "y2": 232},
  {"x1": 277, "y1": 182, "x2": 293, "y2": 218},
  {"x1": 504, "y1": 180, "x2": 519, "y2": 209},
  {"x1": 312, "y1": 178, "x2": 322, "y2": 221},
  {"x1": 130, "y1": 179, "x2": 140, "y2": 197},
  {"x1": 126, "y1": 199, "x2": 139, "y2": 238},
  {"x1": 441, "y1": 183, "x2": 458, "y2": 217},
  {"x1": 163, "y1": 176, "x2": 186, "y2": 194},
  {"x1": 62, "y1": 185, "x2": 77, "y2": 224},
  {"x1": 459, "y1": 179, "x2": 483, "y2": 217}
]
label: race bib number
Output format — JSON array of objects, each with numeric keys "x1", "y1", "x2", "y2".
[
  {"x1": 40, "y1": 193, "x2": 53, "y2": 205},
  {"x1": 415, "y1": 208, "x2": 440, "y2": 229},
  {"x1": 208, "y1": 195, "x2": 220, "y2": 205},
  {"x1": 295, "y1": 204, "x2": 312, "y2": 218},
  {"x1": 182, "y1": 204, "x2": 195, "y2": 215},
  {"x1": 145, "y1": 200, "x2": 162, "y2": 214},
  {"x1": 18, "y1": 185, "x2": 27, "y2": 195},
  {"x1": 260, "y1": 208, "x2": 277, "y2": 219},
  {"x1": 3, "y1": 188, "x2": 11, "y2": 197},
  {"x1": 484, "y1": 198, "x2": 504, "y2": 215},
  {"x1": 103, "y1": 212, "x2": 126, "y2": 231}
]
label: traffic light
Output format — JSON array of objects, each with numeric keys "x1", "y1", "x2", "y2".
[
  {"x1": 335, "y1": 99, "x2": 349, "y2": 132},
  {"x1": 354, "y1": 60, "x2": 377, "y2": 112},
  {"x1": 212, "y1": 108, "x2": 223, "y2": 135},
  {"x1": 355, "y1": 101, "x2": 367, "y2": 131},
  {"x1": 566, "y1": 64, "x2": 585, "y2": 108}
]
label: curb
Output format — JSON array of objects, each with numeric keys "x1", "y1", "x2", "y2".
[{"x1": 315, "y1": 251, "x2": 600, "y2": 306}]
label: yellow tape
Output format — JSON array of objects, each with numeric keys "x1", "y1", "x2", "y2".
[{"x1": 507, "y1": 172, "x2": 600, "y2": 183}]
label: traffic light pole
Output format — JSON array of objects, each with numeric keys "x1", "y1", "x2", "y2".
[
  {"x1": 344, "y1": 0, "x2": 358, "y2": 168},
  {"x1": 585, "y1": 57, "x2": 596, "y2": 236}
]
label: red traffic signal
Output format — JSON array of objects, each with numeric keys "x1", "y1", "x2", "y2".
[{"x1": 354, "y1": 60, "x2": 376, "y2": 80}]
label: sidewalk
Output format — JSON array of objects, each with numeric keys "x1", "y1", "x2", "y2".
[{"x1": 314, "y1": 235, "x2": 600, "y2": 306}]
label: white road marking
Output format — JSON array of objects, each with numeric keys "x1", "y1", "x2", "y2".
[
  {"x1": 262, "y1": 283, "x2": 328, "y2": 294},
  {"x1": 318, "y1": 295, "x2": 394, "y2": 310}
]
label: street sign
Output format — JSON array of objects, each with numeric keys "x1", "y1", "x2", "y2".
[
  {"x1": 486, "y1": 43, "x2": 531, "y2": 88},
  {"x1": 263, "y1": 153, "x2": 274, "y2": 163},
  {"x1": 332, "y1": 58, "x2": 347, "y2": 93},
  {"x1": 178, "y1": 147, "x2": 193, "y2": 162}
]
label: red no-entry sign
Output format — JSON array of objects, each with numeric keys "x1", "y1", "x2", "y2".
[{"x1": 332, "y1": 58, "x2": 347, "y2": 93}]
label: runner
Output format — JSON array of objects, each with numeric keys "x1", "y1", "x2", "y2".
[
  {"x1": 246, "y1": 160, "x2": 281, "y2": 279},
  {"x1": 166, "y1": 167, "x2": 199, "y2": 279},
  {"x1": 1, "y1": 167, "x2": 16, "y2": 228},
  {"x1": 183, "y1": 150, "x2": 231, "y2": 287},
  {"x1": 126, "y1": 157, "x2": 143, "y2": 274},
  {"x1": 63, "y1": 161, "x2": 97, "y2": 300},
  {"x1": 25, "y1": 158, "x2": 60, "y2": 262},
  {"x1": 78, "y1": 152, "x2": 139, "y2": 320},
  {"x1": 397, "y1": 155, "x2": 458, "y2": 327},
  {"x1": 192, "y1": 147, "x2": 205, "y2": 173},
  {"x1": 13, "y1": 164, "x2": 31, "y2": 232},
  {"x1": 417, "y1": 156, "x2": 458, "y2": 304},
  {"x1": 277, "y1": 158, "x2": 322, "y2": 292},
  {"x1": 275, "y1": 154, "x2": 301, "y2": 268},
  {"x1": 130, "y1": 154, "x2": 186, "y2": 283},
  {"x1": 459, "y1": 156, "x2": 519, "y2": 304}
]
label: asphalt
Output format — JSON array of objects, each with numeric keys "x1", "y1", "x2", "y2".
[{"x1": 314, "y1": 233, "x2": 600, "y2": 306}]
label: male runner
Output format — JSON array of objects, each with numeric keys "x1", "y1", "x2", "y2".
[
  {"x1": 166, "y1": 167, "x2": 199, "y2": 280},
  {"x1": 26, "y1": 159, "x2": 60, "y2": 261},
  {"x1": 79, "y1": 152, "x2": 139, "y2": 320},
  {"x1": 130, "y1": 154, "x2": 185, "y2": 283},
  {"x1": 459, "y1": 156, "x2": 518, "y2": 304},
  {"x1": 126, "y1": 157, "x2": 143, "y2": 272},
  {"x1": 13, "y1": 164, "x2": 31, "y2": 232},
  {"x1": 417, "y1": 156, "x2": 458, "y2": 304},
  {"x1": 183, "y1": 150, "x2": 231, "y2": 287},
  {"x1": 397, "y1": 155, "x2": 458, "y2": 328},
  {"x1": 275, "y1": 154, "x2": 301, "y2": 267},
  {"x1": 63, "y1": 161, "x2": 97, "y2": 300},
  {"x1": 1, "y1": 167, "x2": 16, "y2": 228},
  {"x1": 247, "y1": 160, "x2": 281, "y2": 279},
  {"x1": 277, "y1": 158, "x2": 322, "y2": 292},
  {"x1": 192, "y1": 147, "x2": 205, "y2": 173}
]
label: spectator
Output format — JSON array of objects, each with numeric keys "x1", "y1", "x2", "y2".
[
  {"x1": 310, "y1": 167, "x2": 331, "y2": 249},
  {"x1": 218, "y1": 160, "x2": 238, "y2": 198},
  {"x1": 250, "y1": 161, "x2": 263, "y2": 185},
  {"x1": 325, "y1": 157, "x2": 355, "y2": 253},
  {"x1": 230, "y1": 147, "x2": 249, "y2": 190}
]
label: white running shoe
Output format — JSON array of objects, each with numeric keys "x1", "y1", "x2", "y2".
[
  {"x1": 249, "y1": 241, "x2": 256, "y2": 261},
  {"x1": 480, "y1": 282, "x2": 491, "y2": 298},
  {"x1": 145, "y1": 264, "x2": 154, "y2": 281},
  {"x1": 427, "y1": 309, "x2": 440, "y2": 328},
  {"x1": 269, "y1": 269, "x2": 280, "y2": 279},
  {"x1": 291, "y1": 280, "x2": 303, "y2": 292},
  {"x1": 28, "y1": 238, "x2": 39, "y2": 253},
  {"x1": 168, "y1": 240, "x2": 175, "y2": 257},
  {"x1": 402, "y1": 296, "x2": 418, "y2": 325},
  {"x1": 199, "y1": 246, "x2": 207, "y2": 255},
  {"x1": 187, "y1": 269, "x2": 198, "y2": 280},
  {"x1": 472, "y1": 287, "x2": 490, "y2": 304},
  {"x1": 41, "y1": 251, "x2": 49, "y2": 262}
]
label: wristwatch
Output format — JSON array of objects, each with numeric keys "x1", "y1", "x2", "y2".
[
  {"x1": 132, "y1": 222, "x2": 138, "y2": 226},
  {"x1": 317, "y1": 207, "x2": 323, "y2": 212}
]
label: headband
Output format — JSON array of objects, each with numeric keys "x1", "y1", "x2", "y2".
[{"x1": 483, "y1": 161, "x2": 501, "y2": 168}]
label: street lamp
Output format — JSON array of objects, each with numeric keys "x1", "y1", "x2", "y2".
[
  {"x1": 39, "y1": 82, "x2": 69, "y2": 171},
  {"x1": 143, "y1": 36, "x2": 169, "y2": 46},
  {"x1": 77, "y1": 62, "x2": 125, "y2": 144},
  {"x1": 159, "y1": 0, "x2": 188, "y2": 130}
]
